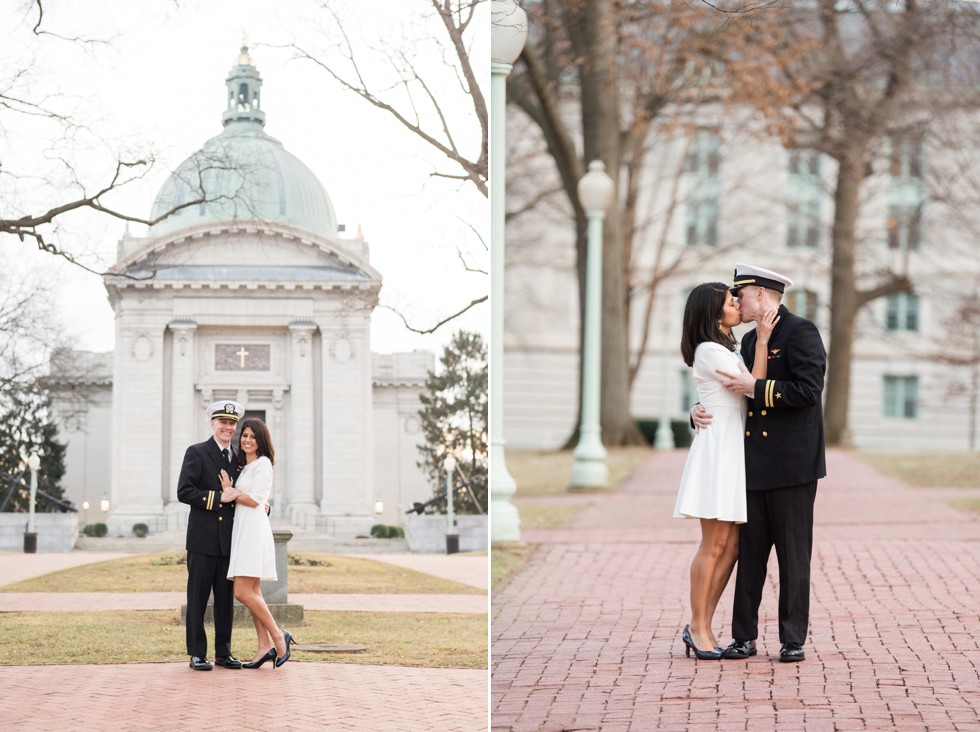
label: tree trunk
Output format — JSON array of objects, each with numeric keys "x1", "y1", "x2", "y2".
[
  {"x1": 824, "y1": 147, "x2": 865, "y2": 446},
  {"x1": 575, "y1": 0, "x2": 644, "y2": 445}
]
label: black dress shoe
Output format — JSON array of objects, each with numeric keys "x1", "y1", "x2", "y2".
[
  {"x1": 189, "y1": 656, "x2": 212, "y2": 671},
  {"x1": 722, "y1": 639, "x2": 757, "y2": 659},
  {"x1": 780, "y1": 643, "x2": 805, "y2": 662},
  {"x1": 214, "y1": 655, "x2": 243, "y2": 669}
]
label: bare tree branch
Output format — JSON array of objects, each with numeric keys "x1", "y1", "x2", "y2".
[{"x1": 380, "y1": 295, "x2": 487, "y2": 335}]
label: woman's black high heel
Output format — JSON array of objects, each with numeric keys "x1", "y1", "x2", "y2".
[
  {"x1": 274, "y1": 630, "x2": 297, "y2": 668},
  {"x1": 242, "y1": 649, "x2": 276, "y2": 669},
  {"x1": 681, "y1": 625, "x2": 723, "y2": 660}
]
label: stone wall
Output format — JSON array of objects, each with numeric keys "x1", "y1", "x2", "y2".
[
  {"x1": 0, "y1": 514, "x2": 78, "y2": 552},
  {"x1": 403, "y1": 514, "x2": 488, "y2": 554}
]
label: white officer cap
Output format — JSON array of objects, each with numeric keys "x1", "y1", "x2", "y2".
[
  {"x1": 730, "y1": 262, "x2": 794, "y2": 294},
  {"x1": 207, "y1": 401, "x2": 244, "y2": 422}
]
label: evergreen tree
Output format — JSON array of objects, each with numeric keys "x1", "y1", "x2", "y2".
[
  {"x1": 416, "y1": 330, "x2": 487, "y2": 514},
  {"x1": 0, "y1": 387, "x2": 68, "y2": 513}
]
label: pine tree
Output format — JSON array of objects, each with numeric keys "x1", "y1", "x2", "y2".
[
  {"x1": 0, "y1": 388, "x2": 68, "y2": 513},
  {"x1": 416, "y1": 330, "x2": 488, "y2": 514}
]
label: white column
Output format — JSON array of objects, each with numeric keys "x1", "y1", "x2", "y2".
[
  {"x1": 166, "y1": 321, "x2": 197, "y2": 530},
  {"x1": 288, "y1": 321, "x2": 318, "y2": 529},
  {"x1": 108, "y1": 323, "x2": 168, "y2": 534}
]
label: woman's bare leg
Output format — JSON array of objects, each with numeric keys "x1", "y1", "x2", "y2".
[
  {"x1": 704, "y1": 523, "x2": 740, "y2": 646},
  {"x1": 234, "y1": 576, "x2": 285, "y2": 658},
  {"x1": 689, "y1": 519, "x2": 735, "y2": 650}
]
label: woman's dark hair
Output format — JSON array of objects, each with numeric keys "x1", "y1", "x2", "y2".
[
  {"x1": 237, "y1": 418, "x2": 276, "y2": 466},
  {"x1": 680, "y1": 282, "x2": 737, "y2": 366}
]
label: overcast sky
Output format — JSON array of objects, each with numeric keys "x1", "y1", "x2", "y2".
[{"x1": 1, "y1": 0, "x2": 488, "y2": 357}]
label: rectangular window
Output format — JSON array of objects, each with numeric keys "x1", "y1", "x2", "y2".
[
  {"x1": 889, "y1": 135, "x2": 924, "y2": 181},
  {"x1": 786, "y1": 149, "x2": 822, "y2": 249},
  {"x1": 883, "y1": 375, "x2": 918, "y2": 419},
  {"x1": 679, "y1": 369, "x2": 698, "y2": 413},
  {"x1": 885, "y1": 293, "x2": 920, "y2": 332},
  {"x1": 786, "y1": 289, "x2": 819, "y2": 323},
  {"x1": 685, "y1": 198, "x2": 720, "y2": 247},
  {"x1": 887, "y1": 204, "x2": 922, "y2": 251},
  {"x1": 886, "y1": 134, "x2": 925, "y2": 251},
  {"x1": 684, "y1": 129, "x2": 722, "y2": 247}
]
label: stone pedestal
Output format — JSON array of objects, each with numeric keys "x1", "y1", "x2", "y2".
[{"x1": 180, "y1": 529, "x2": 304, "y2": 627}]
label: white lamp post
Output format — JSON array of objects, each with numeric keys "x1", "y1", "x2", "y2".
[
  {"x1": 444, "y1": 453, "x2": 459, "y2": 554},
  {"x1": 489, "y1": 0, "x2": 527, "y2": 542},
  {"x1": 24, "y1": 451, "x2": 40, "y2": 553},
  {"x1": 571, "y1": 161, "x2": 616, "y2": 488},
  {"x1": 26, "y1": 451, "x2": 40, "y2": 532},
  {"x1": 655, "y1": 312, "x2": 676, "y2": 450},
  {"x1": 100, "y1": 493, "x2": 110, "y2": 513}
]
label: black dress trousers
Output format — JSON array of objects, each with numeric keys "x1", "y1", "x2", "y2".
[
  {"x1": 185, "y1": 551, "x2": 234, "y2": 658},
  {"x1": 731, "y1": 481, "x2": 817, "y2": 645}
]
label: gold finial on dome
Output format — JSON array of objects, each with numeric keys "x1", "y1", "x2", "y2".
[{"x1": 236, "y1": 32, "x2": 253, "y2": 66}]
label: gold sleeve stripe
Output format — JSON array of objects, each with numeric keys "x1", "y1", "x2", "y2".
[
  {"x1": 207, "y1": 490, "x2": 214, "y2": 511},
  {"x1": 766, "y1": 380, "x2": 775, "y2": 408}
]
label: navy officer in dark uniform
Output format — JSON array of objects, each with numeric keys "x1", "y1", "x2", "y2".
[
  {"x1": 178, "y1": 400, "x2": 245, "y2": 671},
  {"x1": 694, "y1": 263, "x2": 826, "y2": 662}
]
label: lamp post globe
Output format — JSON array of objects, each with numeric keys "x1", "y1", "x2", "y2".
[
  {"x1": 491, "y1": 0, "x2": 528, "y2": 65},
  {"x1": 577, "y1": 160, "x2": 615, "y2": 212},
  {"x1": 571, "y1": 160, "x2": 615, "y2": 489}
]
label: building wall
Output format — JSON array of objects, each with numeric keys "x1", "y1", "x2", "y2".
[{"x1": 503, "y1": 104, "x2": 980, "y2": 451}]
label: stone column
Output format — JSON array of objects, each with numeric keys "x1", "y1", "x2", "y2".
[
  {"x1": 288, "y1": 322, "x2": 318, "y2": 529},
  {"x1": 165, "y1": 321, "x2": 198, "y2": 531},
  {"x1": 319, "y1": 321, "x2": 373, "y2": 537},
  {"x1": 108, "y1": 323, "x2": 168, "y2": 535}
]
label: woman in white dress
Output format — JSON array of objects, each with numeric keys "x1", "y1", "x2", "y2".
[
  {"x1": 222, "y1": 418, "x2": 295, "y2": 668},
  {"x1": 674, "y1": 283, "x2": 777, "y2": 659}
]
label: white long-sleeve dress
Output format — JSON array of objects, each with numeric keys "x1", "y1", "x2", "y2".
[
  {"x1": 226, "y1": 455, "x2": 277, "y2": 580},
  {"x1": 673, "y1": 341, "x2": 748, "y2": 523}
]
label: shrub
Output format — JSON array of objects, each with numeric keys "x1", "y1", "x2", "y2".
[
  {"x1": 635, "y1": 419, "x2": 694, "y2": 448},
  {"x1": 83, "y1": 523, "x2": 108, "y2": 537},
  {"x1": 370, "y1": 524, "x2": 390, "y2": 538},
  {"x1": 388, "y1": 525, "x2": 405, "y2": 538},
  {"x1": 132, "y1": 523, "x2": 149, "y2": 538}
]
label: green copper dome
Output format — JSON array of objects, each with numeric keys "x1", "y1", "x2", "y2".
[{"x1": 148, "y1": 45, "x2": 337, "y2": 239}]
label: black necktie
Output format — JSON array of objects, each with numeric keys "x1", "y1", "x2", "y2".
[{"x1": 222, "y1": 448, "x2": 230, "y2": 466}]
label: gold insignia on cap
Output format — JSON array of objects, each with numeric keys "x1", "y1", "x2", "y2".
[{"x1": 224, "y1": 404, "x2": 236, "y2": 414}]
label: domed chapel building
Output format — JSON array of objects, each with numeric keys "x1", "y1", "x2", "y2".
[{"x1": 54, "y1": 46, "x2": 433, "y2": 538}]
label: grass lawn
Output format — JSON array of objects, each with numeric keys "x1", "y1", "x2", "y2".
[
  {"x1": 856, "y1": 450, "x2": 980, "y2": 488},
  {"x1": 0, "y1": 609, "x2": 487, "y2": 669},
  {"x1": 490, "y1": 544, "x2": 531, "y2": 590},
  {"x1": 506, "y1": 446, "x2": 652, "y2": 497},
  {"x1": 951, "y1": 497, "x2": 980, "y2": 517},
  {"x1": 0, "y1": 552, "x2": 484, "y2": 595}
]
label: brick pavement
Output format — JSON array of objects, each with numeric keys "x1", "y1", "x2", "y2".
[
  {"x1": 492, "y1": 448, "x2": 980, "y2": 731},
  {"x1": 0, "y1": 662, "x2": 486, "y2": 731},
  {"x1": 0, "y1": 550, "x2": 489, "y2": 730}
]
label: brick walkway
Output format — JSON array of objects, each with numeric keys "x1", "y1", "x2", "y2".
[
  {"x1": 492, "y1": 449, "x2": 980, "y2": 731},
  {"x1": 0, "y1": 663, "x2": 486, "y2": 731},
  {"x1": 0, "y1": 551, "x2": 489, "y2": 730}
]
